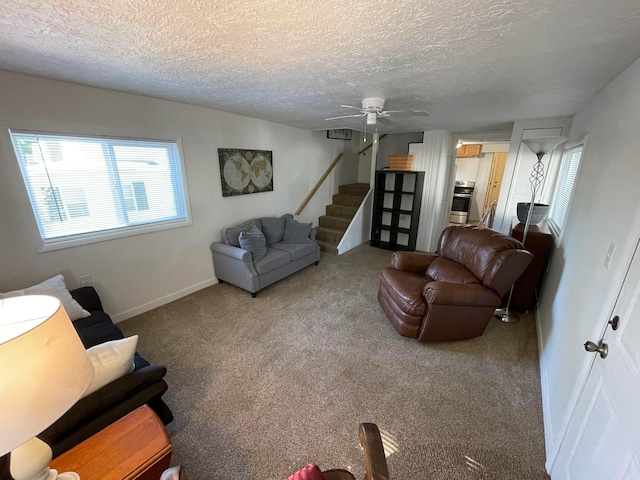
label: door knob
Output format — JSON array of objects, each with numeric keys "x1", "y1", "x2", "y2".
[{"x1": 584, "y1": 340, "x2": 608, "y2": 359}]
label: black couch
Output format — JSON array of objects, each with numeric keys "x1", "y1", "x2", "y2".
[{"x1": 38, "y1": 286, "x2": 173, "y2": 457}]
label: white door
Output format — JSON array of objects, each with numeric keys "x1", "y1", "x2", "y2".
[{"x1": 552, "y1": 239, "x2": 640, "y2": 479}]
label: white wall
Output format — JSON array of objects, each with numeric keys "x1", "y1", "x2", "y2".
[
  {"x1": 374, "y1": 132, "x2": 424, "y2": 171},
  {"x1": 410, "y1": 130, "x2": 454, "y2": 252},
  {"x1": 454, "y1": 157, "x2": 480, "y2": 182},
  {"x1": 0, "y1": 71, "x2": 356, "y2": 321},
  {"x1": 538, "y1": 56, "x2": 640, "y2": 468}
]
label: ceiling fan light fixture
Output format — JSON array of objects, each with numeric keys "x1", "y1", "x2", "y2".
[{"x1": 366, "y1": 112, "x2": 377, "y2": 125}]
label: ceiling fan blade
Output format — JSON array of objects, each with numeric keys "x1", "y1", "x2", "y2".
[
  {"x1": 339, "y1": 104, "x2": 365, "y2": 112},
  {"x1": 383, "y1": 110, "x2": 430, "y2": 117},
  {"x1": 325, "y1": 113, "x2": 366, "y2": 121},
  {"x1": 377, "y1": 116, "x2": 395, "y2": 126}
]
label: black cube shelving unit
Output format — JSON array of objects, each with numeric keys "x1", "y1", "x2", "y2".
[{"x1": 370, "y1": 170, "x2": 425, "y2": 251}]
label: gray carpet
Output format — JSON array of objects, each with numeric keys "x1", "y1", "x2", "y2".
[{"x1": 120, "y1": 245, "x2": 550, "y2": 480}]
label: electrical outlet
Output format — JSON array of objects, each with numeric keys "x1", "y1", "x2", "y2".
[
  {"x1": 79, "y1": 274, "x2": 92, "y2": 286},
  {"x1": 603, "y1": 242, "x2": 617, "y2": 269}
]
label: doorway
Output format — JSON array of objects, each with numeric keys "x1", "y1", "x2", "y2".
[{"x1": 483, "y1": 152, "x2": 508, "y2": 215}]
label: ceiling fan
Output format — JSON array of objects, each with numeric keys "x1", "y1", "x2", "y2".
[{"x1": 325, "y1": 97, "x2": 429, "y2": 126}]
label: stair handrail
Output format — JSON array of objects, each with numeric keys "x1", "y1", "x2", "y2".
[{"x1": 295, "y1": 134, "x2": 387, "y2": 216}]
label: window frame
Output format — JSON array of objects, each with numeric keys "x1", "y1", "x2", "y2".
[
  {"x1": 2, "y1": 123, "x2": 192, "y2": 252},
  {"x1": 548, "y1": 136, "x2": 587, "y2": 241}
]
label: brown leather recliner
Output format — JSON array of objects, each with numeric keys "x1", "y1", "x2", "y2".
[{"x1": 377, "y1": 225, "x2": 533, "y2": 342}]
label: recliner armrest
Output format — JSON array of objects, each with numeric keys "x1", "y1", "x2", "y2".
[
  {"x1": 423, "y1": 281, "x2": 501, "y2": 307},
  {"x1": 391, "y1": 251, "x2": 438, "y2": 272}
]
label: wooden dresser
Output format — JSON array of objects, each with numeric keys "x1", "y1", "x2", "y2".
[{"x1": 509, "y1": 218, "x2": 555, "y2": 312}]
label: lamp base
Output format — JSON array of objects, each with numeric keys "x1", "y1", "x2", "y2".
[
  {"x1": 10, "y1": 438, "x2": 80, "y2": 480},
  {"x1": 495, "y1": 306, "x2": 520, "y2": 323}
]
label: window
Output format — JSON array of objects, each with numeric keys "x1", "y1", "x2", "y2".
[
  {"x1": 9, "y1": 130, "x2": 189, "y2": 250},
  {"x1": 549, "y1": 141, "x2": 584, "y2": 236}
]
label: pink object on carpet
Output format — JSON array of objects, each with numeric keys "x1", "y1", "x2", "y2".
[{"x1": 287, "y1": 463, "x2": 324, "y2": 480}]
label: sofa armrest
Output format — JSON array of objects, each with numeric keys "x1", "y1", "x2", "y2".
[
  {"x1": 210, "y1": 242, "x2": 258, "y2": 277},
  {"x1": 40, "y1": 365, "x2": 167, "y2": 442},
  {"x1": 423, "y1": 282, "x2": 501, "y2": 307},
  {"x1": 70, "y1": 286, "x2": 104, "y2": 312},
  {"x1": 310, "y1": 227, "x2": 317, "y2": 241},
  {"x1": 391, "y1": 251, "x2": 438, "y2": 273}
]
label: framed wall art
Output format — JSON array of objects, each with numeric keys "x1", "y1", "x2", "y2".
[
  {"x1": 327, "y1": 129, "x2": 353, "y2": 140},
  {"x1": 218, "y1": 148, "x2": 273, "y2": 197}
]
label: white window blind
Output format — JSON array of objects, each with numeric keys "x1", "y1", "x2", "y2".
[
  {"x1": 549, "y1": 145, "x2": 583, "y2": 235},
  {"x1": 9, "y1": 130, "x2": 188, "y2": 248}
]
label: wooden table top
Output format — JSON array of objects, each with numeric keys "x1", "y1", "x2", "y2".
[{"x1": 51, "y1": 405, "x2": 171, "y2": 480}]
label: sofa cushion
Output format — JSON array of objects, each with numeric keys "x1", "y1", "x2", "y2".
[
  {"x1": 221, "y1": 219, "x2": 262, "y2": 247},
  {"x1": 426, "y1": 257, "x2": 480, "y2": 285},
  {"x1": 271, "y1": 242, "x2": 318, "y2": 261},
  {"x1": 239, "y1": 225, "x2": 268, "y2": 262},
  {"x1": 259, "y1": 214, "x2": 291, "y2": 245},
  {"x1": 254, "y1": 248, "x2": 291, "y2": 275},
  {"x1": 74, "y1": 311, "x2": 125, "y2": 349},
  {"x1": 282, "y1": 217, "x2": 314, "y2": 244},
  {"x1": 0, "y1": 274, "x2": 90, "y2": 321},
  {"x1": 82, "y1": 336, "x2": 138, "y2": 398}
]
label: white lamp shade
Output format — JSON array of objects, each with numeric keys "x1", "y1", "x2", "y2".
[
  {"x1": 0, "y1": 295, "x2": 94, "y2": 456},
  {"x1": 521, "y1": 136, "x2": 567, "y2": 156}
]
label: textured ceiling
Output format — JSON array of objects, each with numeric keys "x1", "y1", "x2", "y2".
[{"x1": 1, "y1": 0, "x2": 640, "y2": 134}]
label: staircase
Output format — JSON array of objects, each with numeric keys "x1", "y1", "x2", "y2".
[{"x1": 315, "y1": 183, "x2": 370, "y2": 254}]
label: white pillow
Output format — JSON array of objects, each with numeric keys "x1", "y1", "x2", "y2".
[
  {"x1": 81, "y1": 336, "x2": 138, "y2": 398},
  {"x1": 0, "y1": 274, "x2": 90, "y2": 321}
]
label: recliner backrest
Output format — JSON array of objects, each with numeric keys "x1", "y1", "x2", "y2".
[{"x1": 436, "y1": 226, "x2": 530, "y2": 296}]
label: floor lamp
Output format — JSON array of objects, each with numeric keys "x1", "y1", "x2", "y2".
[
  {"x1": 495, "y1": 136, "x2": 567, "y2": 323},
  {"x1": 0, "y1": 295, "x2": 94, "y2": 480}
]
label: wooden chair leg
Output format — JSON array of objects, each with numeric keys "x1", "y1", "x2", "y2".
[{"x1": 359, "y1": 423, "x2": 389, "y2": 480}]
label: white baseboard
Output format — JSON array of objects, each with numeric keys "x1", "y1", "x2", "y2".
[
  {"x1": 536, "y1": 308, "x2": 555, "y2": 473},
  {"x1": 111, "y1": 278, "x2": 218, "y2": 323}
]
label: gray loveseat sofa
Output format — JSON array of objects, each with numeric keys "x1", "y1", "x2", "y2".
[{"x1": 210, "y1": 214, "x2": 320, "y2": 297}]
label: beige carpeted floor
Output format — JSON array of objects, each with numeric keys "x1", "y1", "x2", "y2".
[{"x1": 120, "y1": 245, "x2": 550, "y2": 480}]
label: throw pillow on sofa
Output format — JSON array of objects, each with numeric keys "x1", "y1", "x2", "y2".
[
  {"x1": 0, "y1": 274, "x2": 90, "y2": 321},
  {"x1": 239, "y1": 225, "x2": 268, "y2": 261},
  {"x1": 259, "y1": 214, "x2": 290, "y2": 245},
  {"x1": 81, "y1": 335, "x2": 138, "y2": 398},
  {"x1": 221, "y1": 219, "x2": 262, "y2": 247},
  {"x1": 283, "y1": 217, "x2": 314, "y2": 244}
]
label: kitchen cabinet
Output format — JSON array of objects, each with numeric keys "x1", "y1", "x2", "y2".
[
  {"x1": 456, "y1": 144, "x2": 482, "y2": 157},
  {"x1": 371, "y1": 170, "x2": 424, "y2": 251}
]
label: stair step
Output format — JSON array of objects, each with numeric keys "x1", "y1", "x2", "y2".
[
  {"x1": 319, "y1": 215, "x2": 350, "y2": 232},
  {"x1": 315, "y1": 226, "x2": 344, "y2": 244},
  {"x1": 316, "y1": 239, "x2": 338, "y2": 255},
  {"x1": 339, "y1": 183, "x2": 370, "y2": 196},
  {"x1": 332, "y1": 193, "x2": 365, "y2": 208},
  {"x1": 326, "y1": 204, "x2": 358, "y2": 219}
]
